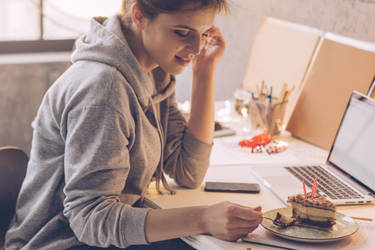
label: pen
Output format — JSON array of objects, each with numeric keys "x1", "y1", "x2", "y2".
[
  {"x1": 350, "y1": 216, "x2": 373, "y2": 222},
  {"x1": 281, "y1": 90, "x2": 289, "y2": 103},
  {"x1": 265, "y1": 86, "x2": 272, "y2": 128},
  {"x1": 268, "y1": 86, "x2": 273, "y2": 104},
  {"x1": 259, "y1": 81, "x2": 265, "y2": 101},
  {"x1": 279, "y1": 83, "x2": 287, "y2": 102},
  {"x1": 284, "y1": 85, "x2": 295, "y2": 102},
  {"x1": 251, "y1": 92, "x2": 265, "y2": 129}
]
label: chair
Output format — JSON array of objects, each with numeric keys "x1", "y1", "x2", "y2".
[{"x1": 0, "y1": 147, "x2": 28, "y2": 248}]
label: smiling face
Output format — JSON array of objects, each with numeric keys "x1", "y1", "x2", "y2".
[{"x1": 137, "y1": 5, "x2": 216, "y2": 74}]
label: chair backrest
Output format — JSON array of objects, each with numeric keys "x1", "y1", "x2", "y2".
[{"x1": 0, "y1": 147, "x2": 28, "y2": 247}]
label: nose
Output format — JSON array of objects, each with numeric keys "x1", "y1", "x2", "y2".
[{"x1": 187, "y1": 34, "x2": 205, "y2": 56}]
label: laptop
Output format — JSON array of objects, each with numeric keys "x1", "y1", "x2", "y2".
[
  {"x1": 252, "y1": 91, "x2": 375, "y2": 205},
  {"x1": 367, "y1": 76, "x2": 375, "y2": 98}
]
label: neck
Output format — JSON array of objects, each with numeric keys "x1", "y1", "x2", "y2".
[{"x1": 123, "y1": 22, "x2": 157, "y2": 73}]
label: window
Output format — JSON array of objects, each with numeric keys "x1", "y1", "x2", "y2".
[
  {"x1": 0, "y1": 0, "x2": 40, "y2": 41},
  {"x1": 0, "y1": 0, "x2": 122, "y2": 53}
]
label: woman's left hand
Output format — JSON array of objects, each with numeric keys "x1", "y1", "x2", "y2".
[{"x1": 193, "y1": 26, "x2": 226, "y2": 71}]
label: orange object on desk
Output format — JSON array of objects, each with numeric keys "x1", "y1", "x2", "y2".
[{"x1": 238, "y1": 130, "x2": 271, "y2": 149}]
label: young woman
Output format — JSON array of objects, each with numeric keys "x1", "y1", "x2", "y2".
[{"x1": 5, "y1": 0, "x2": 263, "y2": 249}]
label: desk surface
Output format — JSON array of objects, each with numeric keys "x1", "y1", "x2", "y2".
[{"x1": 146, "y1": 120, "x2": 375, "y2": 249}]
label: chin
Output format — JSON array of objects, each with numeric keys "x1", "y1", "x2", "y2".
[{"x1": 160, "y1": 64, "x2": 187, "y2": 75}]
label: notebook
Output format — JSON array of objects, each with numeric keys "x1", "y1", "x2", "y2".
[
  {"x1": 252, "y1": 91, "x2": 375, "y2": 205},
  {"x1": 287, "y1": 33, "x2": 375, "y2": 150},
  {"x1": 242, "y1": 17, "x2": 322, "y2": 125}
]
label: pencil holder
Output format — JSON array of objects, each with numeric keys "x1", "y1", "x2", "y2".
[{"x1": 247, "y1": 99, "x2": 287, "y2": 136}]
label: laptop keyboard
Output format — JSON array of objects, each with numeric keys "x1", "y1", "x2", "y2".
[{"x1": 285, "y1": 165, "x2": 364, "y2": 200}]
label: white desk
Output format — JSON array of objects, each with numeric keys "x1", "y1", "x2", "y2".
[{"x1": 146, "y1": 106, "x2": 375, "y2": 249}]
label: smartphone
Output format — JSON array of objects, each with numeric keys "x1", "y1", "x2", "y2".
[
  {"x1": 214, "y1": 121, "x2": 236, "y2": 138},
  {"x1": 204, "y1": 181, "x2": 260, "y2": 193}
]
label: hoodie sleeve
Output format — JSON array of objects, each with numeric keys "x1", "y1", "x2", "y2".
[
  {"x1": 162, "y1": 93, "x2": 213, "y2": 189},
  {"x1": 62, "y1": 105, "x2": 150, "y2": 248}
]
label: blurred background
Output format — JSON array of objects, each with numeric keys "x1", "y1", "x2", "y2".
[
  {"x1": 0, "y1": 0, "x2": 122, "y2": 40},
  {"x1": 1, "y1": 0, "x2": 375, "y2": 153}
]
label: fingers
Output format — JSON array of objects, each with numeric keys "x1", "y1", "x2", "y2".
[
  {"x1": 237, "y1": 203, "x2": 262, "y2": 211},
  {"x1": 227, "y1": 204, "x2": 263, "y2": 221},
  {"x1": 223, "y1": 224, "x2": 260, "y2": 242},
  {"x1": 206, "y1": 26, "x2": 220, "y2": 36},
  {"x1": 225, "y1": 217, "x2": 262, "y2": 230},
  {"x1": 205, "y1": 26, "x2": 225, "y2": 44},
  {"x1": 254, "y1": 206, "x2": 262, "y2": 211},
  {"x1": 246, "y1": 223, "x2": 260, "y2": 234},
  {"x1": 205, "y1": 202, "x2": 263, "y2": 242}
]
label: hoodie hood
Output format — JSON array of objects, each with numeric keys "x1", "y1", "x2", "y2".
[{"x1": 71, "y1": 15, "x2": 175, "y2": 108}]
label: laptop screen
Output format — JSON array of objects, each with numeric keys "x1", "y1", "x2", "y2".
[
  {"x1": 328, "y1": 91, "x2": 375, "y2": 192},
  {"x1": 368, "y1": 76, "x2": 375, "y2": 98}
]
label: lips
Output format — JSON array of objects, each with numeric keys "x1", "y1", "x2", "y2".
[{"x1": 175, "y1": 56, "x2": 191, "y2": 66}]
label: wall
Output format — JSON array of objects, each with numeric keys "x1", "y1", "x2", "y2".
[
  {"x1": 175, "y1": 0, "x2": 375, "y2": 101},
  {"x1": 0, "y1": 58, "x2": 70, "y2": 154}
]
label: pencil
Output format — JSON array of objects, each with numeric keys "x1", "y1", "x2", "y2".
[{"x1": 350, "y1": 216, "x2": 373, "y2": 222}]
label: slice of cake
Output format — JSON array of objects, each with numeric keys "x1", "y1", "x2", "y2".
[
  {"x1": 273, "y1": 212, "x2": 295, "y2": 228},
  {"x1": 287, "y1": 192, "x2": 336, "y2": 230}
]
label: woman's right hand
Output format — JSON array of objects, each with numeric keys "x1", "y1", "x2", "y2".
[{"x1": 201, "y1": 201, "x2": 263, "y2": 241}]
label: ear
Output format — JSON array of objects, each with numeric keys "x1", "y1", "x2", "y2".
[{"x1": 131, "y1": 3, "x2": 145, "y2": 29}]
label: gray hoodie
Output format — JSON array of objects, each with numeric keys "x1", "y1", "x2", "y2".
[{"x1": 5, "y1": 15, "x2": 212, "y2": 249}]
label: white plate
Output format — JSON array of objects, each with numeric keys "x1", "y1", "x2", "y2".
[{"x1": 262, "y1": 207, "x2": 359, "y2": 243}]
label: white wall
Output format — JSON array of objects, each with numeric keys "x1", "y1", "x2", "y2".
[{"x1": 175, "y1": 0, "x2": 375, "y2": 101}]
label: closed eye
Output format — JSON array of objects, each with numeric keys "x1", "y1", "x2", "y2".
[{"x1": 174, "y1": 30, "x2": 190, "y2": 38}]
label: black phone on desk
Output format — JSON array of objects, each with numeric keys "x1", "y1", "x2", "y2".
[
  {"x1": 214, "y1": 121, "x2": 236, "y2": 138},
  {"x1": 204, "y1": 181, "x2": 260, "y2": 193}
]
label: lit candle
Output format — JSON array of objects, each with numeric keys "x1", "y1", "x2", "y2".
[
  {"x1": 302, "y1": 180, "x2": 307, "y2": 200},
  {"x1": 311, "y1": 178, "x2": 318, "y2": 200}
]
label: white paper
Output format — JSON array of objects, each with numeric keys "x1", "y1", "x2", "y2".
[{"x1": 210, "y1": 136, "x2": 301, "y2": 166}]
